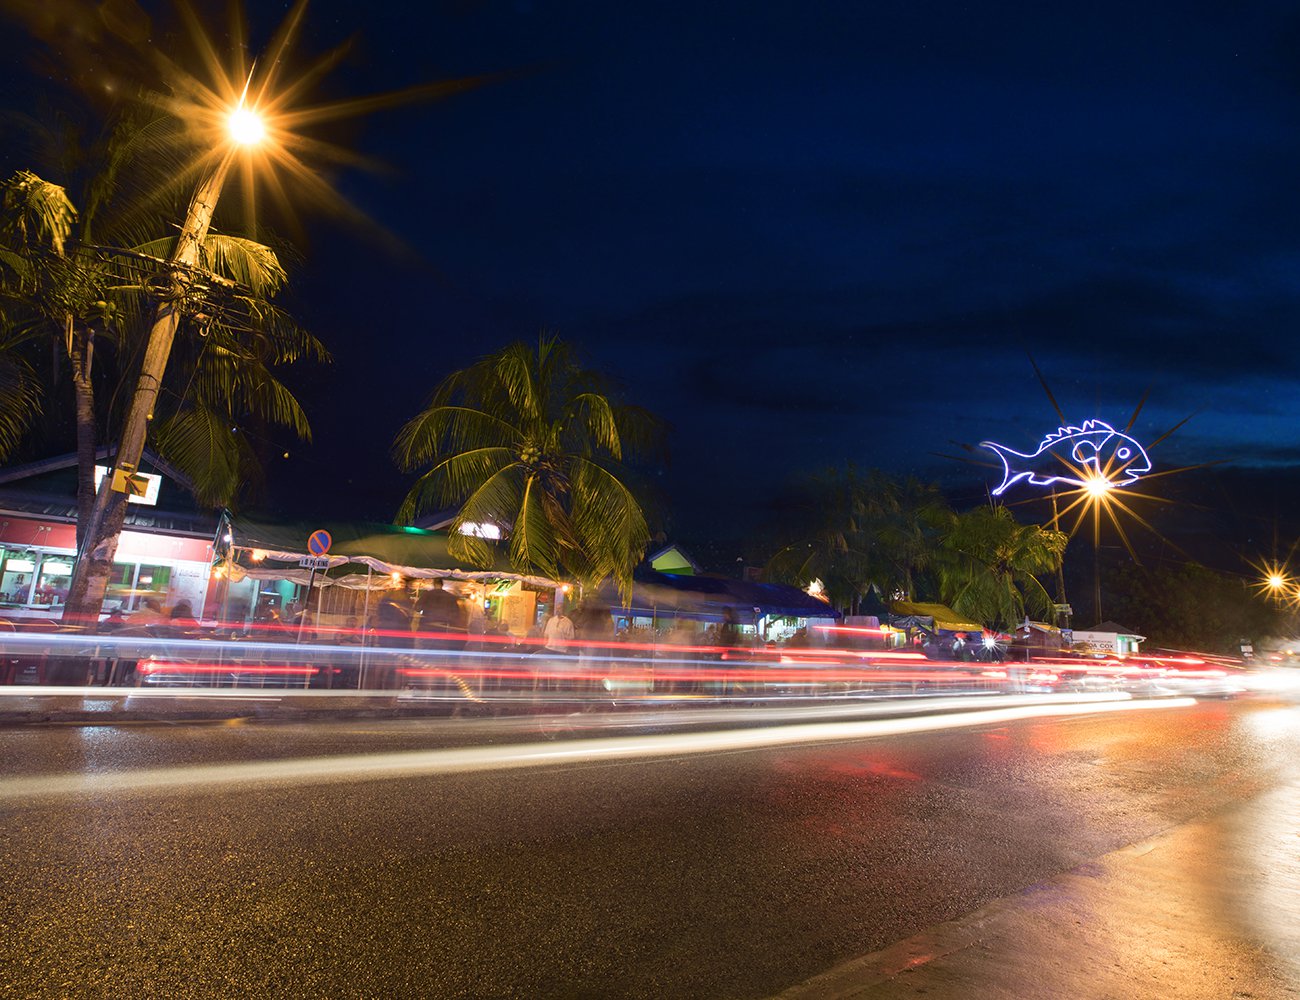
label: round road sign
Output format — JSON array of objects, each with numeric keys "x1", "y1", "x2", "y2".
[{"x1": 308, "y1": 529, "x2": 333, "y2": 556}]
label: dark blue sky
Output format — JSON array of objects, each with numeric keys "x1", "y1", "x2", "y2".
[{"x1": 7, "y1": 1, "x2": 1300, "y2": 551}]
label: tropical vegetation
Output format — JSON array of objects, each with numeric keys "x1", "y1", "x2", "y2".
[
  {"x1": 393, "y1": 336, "x2": 663, "y2": 599},
  {"x1": 937, "y1": 503, "x2": 1067, "y2": 629},
  {"x1": 0, "y1": 114, "x2": 327, "y2": 532},
  {"x1": 765, "y1": 465, "x2": 1067, "y2": 630}
]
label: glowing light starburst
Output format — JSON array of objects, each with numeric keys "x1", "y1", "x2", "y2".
[
  {"x1": 131, "y1": 1, "x2": 506, "y2": 241},
  {"x1": 1248, "y1": 558, "x2": 1297, "y2": 606},
  {"x1": 227, "y1": 105, "x2": 265, "y2": 146}
]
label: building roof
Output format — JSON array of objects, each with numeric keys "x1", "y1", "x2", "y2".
[
  {"x1": 228, "y1": 515, "x2": 562, "y2": 588},
  {"x1": 1080, "y1": 620, "x2": 1145, "y2": 637},
  {"x1": 890, "y1": 600, "x2": 985, "y2": 633},
  {"x1": 647, "y1": 543, "x2": 701, "y2": 575},
  {"x1": 0, "y1": 448, "x2": 216, "y2": 538},
  {"x1": 597, "y1": 569, "x2": 839, "y2": 623},
  {"x1": 0, "y1": 447, "x2": 196, "y2": 493}
]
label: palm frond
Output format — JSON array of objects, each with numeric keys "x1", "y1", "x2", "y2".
[
  {"x1": 396, "y1": 446, "x2": 518, "y2": 520},
  {"x1": 1, "y1": 171, "x2": 77, "y2": 256},
  {"x1": 392, "y1": 406, "x2": 519, "y2": 471},
  {"x1": 505, "y1": 472, "x2": 560, "y2": 579},
  {"x1": 570, "y1": 457, "x2": 651, "y2": 599},
  {"x1": 150, "y1": 404, "x2": 262, "y2": 508},
  {"x1": 566, "y1": 392, "x2": 622, "y2": 459},
  {"x1": 0, "y1": 342, "x2": 41, "y2": 462},
  {"x1": 449, "y1": 463, "x2": 528, "y2": 569}
]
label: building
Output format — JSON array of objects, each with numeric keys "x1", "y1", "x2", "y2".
[
  {"x1": 1014, "y1": 620, "x2": 1066, "y2": 653},
  {"x1": 0, "y1": 450, "x2": 218, "y2": 620},
  {"x1": 596, "y1": 566, "x2": 840, "y2": 641},
  {"x1": 1071, "y1": 621, "x2": 1146, "y2": 656},
  {"x1": 217, "y1": 515, "x2": 567, "y2": 635}
]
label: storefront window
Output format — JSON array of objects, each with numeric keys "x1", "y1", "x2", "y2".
[
  {"x1": 104, "y1": 563, "x2": 138, "y2": 612},
  {"x1": 32, "y1": 556, "x2": 74, "y2": 607},
  {"x1": 134, "y1": 564, "x2": 172, "y2": 606},
  {"x1": 0, "y1": 552, "x2": 38, "y2": 606}
]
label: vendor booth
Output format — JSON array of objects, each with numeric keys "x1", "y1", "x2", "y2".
[{"x1": 214, "y1": 516, "x2": 567, "y2": 638}]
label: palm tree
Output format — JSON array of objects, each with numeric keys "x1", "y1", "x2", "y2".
[
  {"x1": 0, "y1": 156, "x2": 326, "y2": 518},
  {"x1": 393, "y1": 336, "x2": 663, "y2": 598},
  {"x1": 938, "y1": 504, "x2": 1067, "y2": 629},
  {"x1": 871, "y1": 473, "x2": 951, "y2": 602},
  {"x1": 765, "y1": 466, "x2": 902, "y2": 613}
]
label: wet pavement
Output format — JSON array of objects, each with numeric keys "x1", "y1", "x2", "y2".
[
  {"x1": 781, "y1": 771, "x2": 1300, "y2": 998},
  {"x1": 0, "y1": 696, "x2": 1297, "y2": 997}
]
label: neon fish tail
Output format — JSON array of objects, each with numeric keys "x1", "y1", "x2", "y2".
[{"x1": 979, "y1": 441, "x2": 1023, "y2": 496}]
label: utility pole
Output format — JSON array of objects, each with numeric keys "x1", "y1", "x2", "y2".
[{"x1": 63, "y1": 156, "x2": 234, "y2": 625}]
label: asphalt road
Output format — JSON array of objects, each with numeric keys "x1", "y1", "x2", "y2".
[{"x1": 1, "y1": 695, "x2": 1298, "y2": 998}]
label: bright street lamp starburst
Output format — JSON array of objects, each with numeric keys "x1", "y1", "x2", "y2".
[{"x1": 227, "y1": 106, "x2": 265, "y2": 146}]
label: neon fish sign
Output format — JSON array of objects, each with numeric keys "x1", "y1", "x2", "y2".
[{"x1": 979, "y1": 420, "x2": 1152, "y2": 496}]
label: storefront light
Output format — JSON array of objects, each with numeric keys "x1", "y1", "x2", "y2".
[
  {"x1": 5, "y1": 559, "x2": 35, "y2": 573},
  {"x1": 41, "y1": 562, "x2": 73, "y2": 576}
]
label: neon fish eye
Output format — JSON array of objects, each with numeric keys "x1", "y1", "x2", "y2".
[{"x1": 1117, "y1": 447, "x2": 1131, "y2": 459}]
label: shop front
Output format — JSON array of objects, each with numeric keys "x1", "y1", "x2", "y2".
[
  {"x1": 214, "y1": 516, "x2": 566, "y2": 639},
  {"x1": 0, "y1": 514, "x2": 213, "y2": 620}
]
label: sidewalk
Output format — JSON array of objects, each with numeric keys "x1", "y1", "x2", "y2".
[{"x1": 777, "y1": 777, "x2": 1300, "y2": 999}]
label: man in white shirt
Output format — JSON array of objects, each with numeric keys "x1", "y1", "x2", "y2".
[{"x1": 543, "y1": 610, "x2": 574, "y2": 651}]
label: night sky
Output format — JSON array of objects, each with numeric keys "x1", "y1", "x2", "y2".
[{"x1": 6, "y1": 1, "x2": 1300, "y2": 563}]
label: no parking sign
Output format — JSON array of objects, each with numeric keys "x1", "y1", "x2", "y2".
[{"x1": 308, "y1": 529, "x2": 332, "y2": 556}]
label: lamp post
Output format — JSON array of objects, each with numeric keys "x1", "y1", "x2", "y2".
[
  {"x1": 1082, "y1": 475, "x2": 1112, "y2": 625},
  {"x1": 63, "y1": 106, "x2": 265, "y2": 625}
]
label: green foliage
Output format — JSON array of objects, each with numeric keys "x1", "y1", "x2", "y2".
[
  {"x1": 0, "y1": 329, "x2": 41, "y2": 462},
  {"x1": 938, "y1": 504, "x2": 1067, "y2": 629},
  {"x1": 1, "y1": 171, "x2": 76, "y2": 257},
  {"x1": 0, "y1": 143, "x2": 326, "y2": 508},
  {"x1": 1105, "y1": 562, "x2": 1285, "y2": 654},
  {"x1": 764, "y1": 467, "x2": 952, "y2": 612},
  {"x1": 394, "y1": 335, "x2": 663, "y2": 598}
]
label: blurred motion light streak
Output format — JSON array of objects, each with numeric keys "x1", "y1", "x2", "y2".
[{"x1": 0, "y1": 696, "x2": 1195, "y2": 801}]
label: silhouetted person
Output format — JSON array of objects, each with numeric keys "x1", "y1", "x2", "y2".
[
  {"x1": 416, "y1": 579, "x2": 465, "y2": 632},
  {"x1": 169, "y1": 600, "x2": 198, "y2": 630}
]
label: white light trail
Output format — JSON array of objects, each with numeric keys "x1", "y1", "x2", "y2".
[{"x1": 0, "y1": 696, "x2": 1196, "y2": 802}]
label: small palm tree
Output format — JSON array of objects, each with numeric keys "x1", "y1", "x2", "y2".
[
  {"x1": 938, "y1": 504, "x2": 1067, "y2": 629},
  {"x1": 393, "y1": 336, "x2": 662, "y2": 598}
]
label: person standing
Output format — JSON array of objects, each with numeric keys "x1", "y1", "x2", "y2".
[
  {"x1": 539, "y1": 607, "x2": 575, "y2": 695},
  {"x1": 543, "y1": 607, "x2": 575, "y2": 651}
]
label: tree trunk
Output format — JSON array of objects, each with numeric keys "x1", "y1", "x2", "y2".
[
  {"x1": 64, "y1": 156, "x2": 232, "y2": 626},
  {"x1": 68, "y1": 319, "x2": 96, "y2": 549}
]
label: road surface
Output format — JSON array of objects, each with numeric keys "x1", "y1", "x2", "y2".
[{"x1": 1, "y1": 695, "x2": 1297, "y2": 997}]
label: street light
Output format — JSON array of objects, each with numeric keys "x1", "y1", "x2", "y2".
[
  {"x1": 228, "y1": 105, "x2": 266, "y2": 146},
  {"x1": 62, "y1": 1, "x2": 489, "y2": 623},
  {"x1": 65, "y1": 96, "x2": 267, "y2": 623}
]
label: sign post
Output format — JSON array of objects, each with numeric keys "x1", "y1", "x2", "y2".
[{"x1": 297, "y1": 530, "x2": 333, "y2": 646}]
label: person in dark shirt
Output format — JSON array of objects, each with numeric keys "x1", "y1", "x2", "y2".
[
  {"x1": 169, "y1": 600, "x2": 198, "y2": 629},
  {"x1": 415, "y1": 579, "x2": 465, "y2": 631}
]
